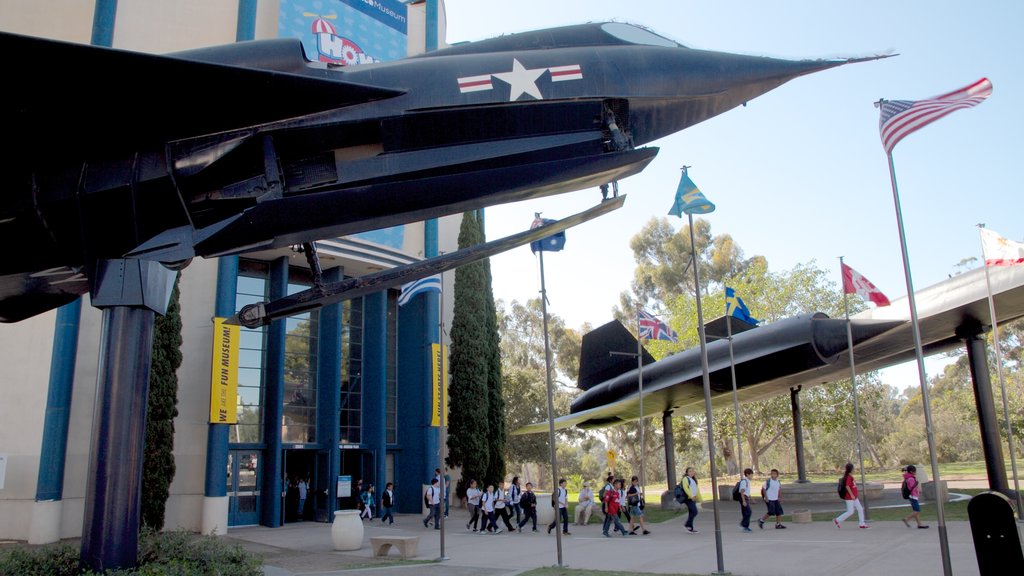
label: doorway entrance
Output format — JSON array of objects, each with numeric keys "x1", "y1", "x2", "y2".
[
  {"x1": 227, "y1": 450, "x2": 261, "y2": 526},
  {"x1": 284, "y1": 449, "x2": 316, "y2": 522}
]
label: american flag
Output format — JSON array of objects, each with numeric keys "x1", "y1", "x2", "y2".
[
  {"x1": 878, "y1": 78, "x2": 992, "y2": 153},
  {"x1": 638, "y1": 309, "x2": 677, "y2": 342}
]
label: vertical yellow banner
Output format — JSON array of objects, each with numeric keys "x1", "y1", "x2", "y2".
[
  {"x1": 210, "y1": 317, "x2": 239, "y2": 424},
  {"x1": 430, "y1": 343, "x2": 448, "y2": 427}
]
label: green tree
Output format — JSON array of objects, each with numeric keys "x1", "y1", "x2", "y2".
[
  {"x1": 498, "y1": 298, "x2": 581, "y2": 486},
  {"x1": 142, "y1": 276, "x2": 182, "y2": 530},
  {"x1": 480, "y1": 214, "x2": 506, "y2": 485},
  {"x1": 447, "y1": 212, "x2": 491, "y2": 485}
]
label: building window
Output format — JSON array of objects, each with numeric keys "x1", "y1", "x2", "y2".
[
  {"x1": 282, "y1": 278, "x2": 318, "y2": 444},
  {"x1": 385, "y1": 290, "x2": 398, "y2": 444},
  {"x1": 340, "y1": 297, "x2": 363, "y2": 444},
  {"x1": 231, "y1": 261, "x2": 269, "y2": 444}
]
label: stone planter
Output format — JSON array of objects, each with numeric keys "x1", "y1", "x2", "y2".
[
  {"x1": 791, "y1": 509, "x2": 812, "y2": 524},
  {"x1": 332, "y1": 510, "x2": 363, "y2": 551},
  {"x1": 535, "y1": 493, "x2": 555, "y2": 526}
]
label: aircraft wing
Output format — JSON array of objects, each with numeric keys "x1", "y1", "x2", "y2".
[{"x1": 1, "y1": 31, "x2": 404, "y2": 165}]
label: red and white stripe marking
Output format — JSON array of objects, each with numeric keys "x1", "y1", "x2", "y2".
[
  {"x1": 548, "y1": 64, "x2": 583, "y2": 82},
  {"x1": 458, "y1": 74, "x2": 494, "y2": 93}
]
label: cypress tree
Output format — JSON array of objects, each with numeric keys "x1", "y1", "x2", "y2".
[
  {"x1": 141, "y1": 276, "x2": 182, "y2": 530},
  {"x1": 447, "y1": 212, "x2": 491, "y2": 486},
  {"x1": 480, "y1": 216, "x2": 506, "y2": 484}
]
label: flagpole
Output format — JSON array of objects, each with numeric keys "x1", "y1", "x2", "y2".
[
  {"x1": 726, "y1": 308, "x2": 743, "y2": 474},
  {"x1": 637, "y1": 316, "x2": 645, "y2": 503},
  {"x1": 976, "y1": 225, "x2": 1024, "y2": 519},
  {"x1": 689, "y1": 212, "x2": 726, "y2": 573},
  {"x1": 537, "y1": 244, "x2": 564, "y2": 566},
  {"x1": 438, "y1": 264, "x2": 448, "y2": 561},
  {"x1": 839, "y1": 256, "x2": 870, "y2": 521},
  {"x1": 883, "y1": 147, "x2": 952, "y2": 575}
]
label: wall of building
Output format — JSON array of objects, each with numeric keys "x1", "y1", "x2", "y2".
[{"x1": 0, "y1": 0, "x2": 458, "y2": 541}]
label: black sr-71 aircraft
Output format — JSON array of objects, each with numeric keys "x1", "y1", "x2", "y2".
[{"x1": 0, "y1": 22, "x2": 886, "y2": 322}]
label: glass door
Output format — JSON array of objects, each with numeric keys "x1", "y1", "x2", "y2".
[{"x1": 228, "y1": 450, "x2": 261, "y2": 526}]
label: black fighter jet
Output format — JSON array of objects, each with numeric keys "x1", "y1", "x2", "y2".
[{"x1": 0, "y1": 22, "x2": 886, "y2": 322}]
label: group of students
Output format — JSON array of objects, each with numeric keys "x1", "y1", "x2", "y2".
[
  {"x1": 354, "y1": 481, "x2": 397, "y2": 525},
  {"x1": 462, "y1": 476, "x2": 539, "y2": 534}
]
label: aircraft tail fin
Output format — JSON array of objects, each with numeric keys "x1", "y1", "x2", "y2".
[{"x1": 577, "y1": 320, "x2": 656, "y2": 390}]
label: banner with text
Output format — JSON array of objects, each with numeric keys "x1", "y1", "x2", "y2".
[
  {"x1": 209, "y1": 317, "x2": 240, "y2": 424},
  {"x1": 430, "y1": 343, "x2": 448, "y2": 427}
]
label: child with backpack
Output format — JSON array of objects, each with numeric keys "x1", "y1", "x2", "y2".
[
  {"x1": 681, "y1": 467, "x2": 701, "y2": 534},
  {"x1": 601, "y1": 478, "x2": 630, "y2": 537},
  {"x1": 758, "y1": 469, "x2": 786, "y2": 529},
  {"x1": 901, "y1": 465, "x2": 929, "y2": 529},
  {"x1": 833, "y1": 462, "x2": 868, "y2": 529},
  {"x1": 738, "y1": 468, "x2": 753, "y2": 532}
]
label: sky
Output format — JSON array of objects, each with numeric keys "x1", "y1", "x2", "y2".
[{"x1": 439, "y1": 0, "x2": 1023, "y2": 391}]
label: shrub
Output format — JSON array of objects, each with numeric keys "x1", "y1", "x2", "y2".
[{"x1": 0, "y1": 529, "x2": 262, "y2": 576}]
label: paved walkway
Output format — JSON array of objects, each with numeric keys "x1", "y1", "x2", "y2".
[{"x1": 225, "y1": 490, "x2": 1005, "y2": 576}]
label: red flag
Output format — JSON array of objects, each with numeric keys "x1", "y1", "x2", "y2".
[
  {"x1": 878, "y1": 78, "x2": 992, "y2": 153},
  {"x1": 841, "y1": 263, "x2": 891, "y2": 307}
]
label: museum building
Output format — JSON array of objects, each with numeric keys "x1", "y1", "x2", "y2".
[{"x1": 0, "y1": 0, "x2": 459, "y2": 543}]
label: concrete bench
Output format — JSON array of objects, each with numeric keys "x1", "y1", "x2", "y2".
[{"x1": 370, "y1": 535, "x2": 420, "y2": 559}]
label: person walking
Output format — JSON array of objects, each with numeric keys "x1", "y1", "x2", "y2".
[
  {"x1": 601, "y1": 478, "x2": 630, "y2": 537},
  {"x1": 617, "y1": 478, "x2": 630, "y2": 526},
  {"x1": 626, "y1": 476, "x2": 651, "y2": 535},
  {"x1": 296, "y1": 477, "x2": 308, "y2": 520},
  {"x1": 739, "y1": 468, "x2": 753, "y2": 532},
  {"x1": 481, "y1": 484, "x2": 499, "y2": 534},
  {"x1": 510, "y1": 476, "x2": 523, "y2": 526},
  {"x1": 901, "y1": 465, "x2": 929, "y2": 529},
  {"x1": 547, "y1": 478, "x2": 571, "y2": 535},
  {"x1": 380, "y1": 482, "x2": 395, "y2": 525},
  {"x1": 575, "y1": 481, "x2": 595, "y2": 525},
  {"x1": 834, "y1": 462, "x2": 868, "y2": 529},
  {"x1": 599, "y1": 474, "x2": 614, "y2": 517},
  {"x1": 758, "y1": 469, "x2": 786, "y2": 529},
  {"x1": 495, "y1": 480, "x2": 515, "y2": 531},
  {"x1": 517, "y1": 482, "x2": 539, "y2": 532},
  {"x1": 681, "y1": 467, "x2": 701, "y2": 534},
  {"x1": 465, "y1": 479, "x2": 483, "y2": 532},
  {"x1": 360, "y1": 484, "x2": 375, "y2": 520},
  {"x1": 423, "y1": 478, "x2": 441, "y2": 529}
]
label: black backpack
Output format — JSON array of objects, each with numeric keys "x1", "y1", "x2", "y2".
[
  {"x1": 674, "y1": 482, "x2": 687, "y2": 504},
  {"x1": 837, "y1": 477, "x2": 846, "y2": 499},
  {"x1": 901, "y1": 477, "x2": 912, "y2": 499},
  {"x1": 731, "y1": 481, "x2": 742, "y2": 502}
]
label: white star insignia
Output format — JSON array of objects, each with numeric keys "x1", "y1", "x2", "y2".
[{"x1": 492, "y1": 58, "x2": 547, "y2": 101}]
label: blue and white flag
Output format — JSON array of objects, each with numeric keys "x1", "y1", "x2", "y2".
[
  {"x1": 529, "y1": 217, "x2": 566, "y2": 253},
  {"x1": 725, "y1": 286, "x2": 759, "y2": 325},
  {"x1": 398, "y1": 275, "x2": 441, "y2": 306},
  {"x1": 668, "y1": 170, "x2": 715, "y2": 217}
]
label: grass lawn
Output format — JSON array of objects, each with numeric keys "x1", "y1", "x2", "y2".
[
  {"x1": 520, "y1": 568, "x2": 700, "y2": 576},
  {"x1": 810, "y1": 488, "x2": 984, "y2": 523}
]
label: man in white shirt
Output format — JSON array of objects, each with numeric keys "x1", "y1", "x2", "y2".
[
  {"x1": 547, "y1": 478, "x2": 571, "y2": 535},
  {"x1": 422, "y1": 478, "x2": 441, "y2": 529}
]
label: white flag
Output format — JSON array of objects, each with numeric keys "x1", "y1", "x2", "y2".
[{"x1": 980, "y1": 228, "x2": 1024, "y2": 266}]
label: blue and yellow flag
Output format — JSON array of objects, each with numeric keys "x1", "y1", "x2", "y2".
[
  {"x1": 725, "y1": 287, "x2": 759, "y2": 325},
  {"x1": 668, "y1": 171, "x2": 715, "y2": 217}
]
